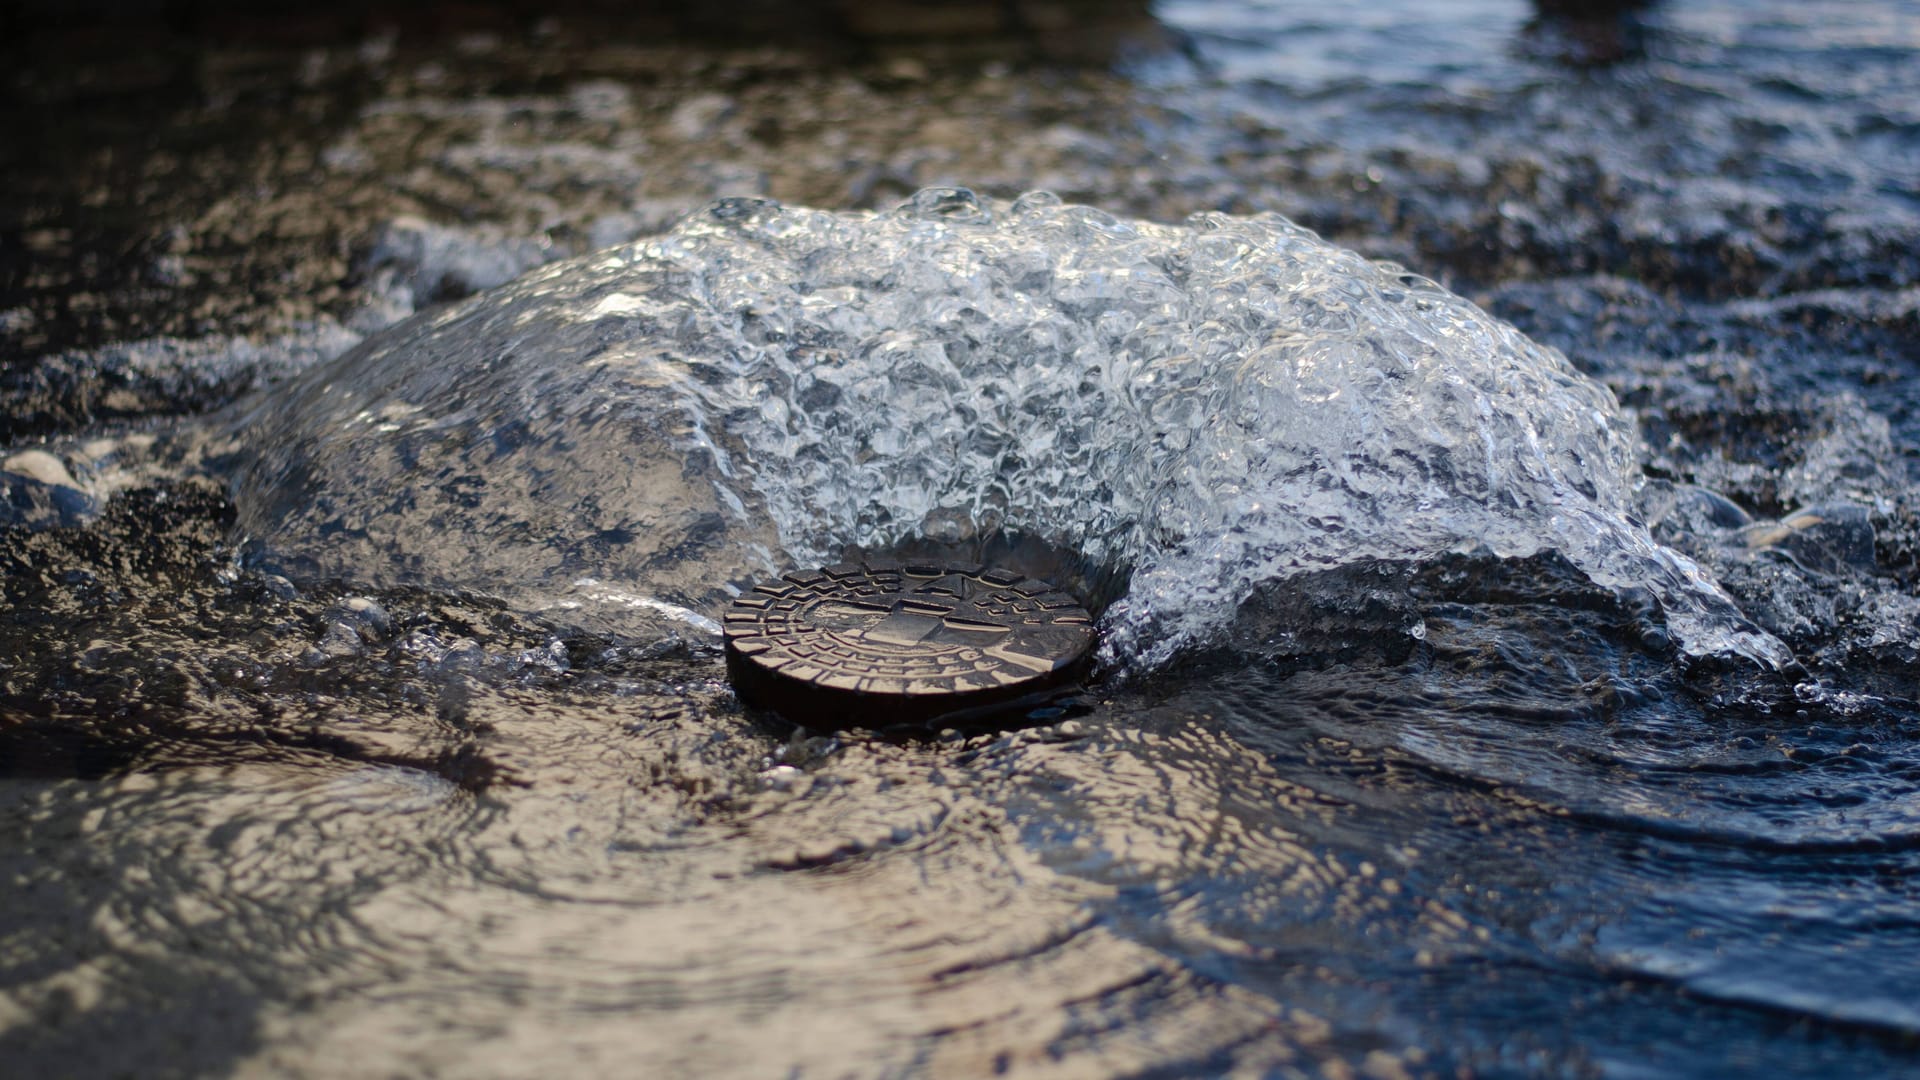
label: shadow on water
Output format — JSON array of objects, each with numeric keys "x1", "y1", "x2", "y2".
[
  {"x1": 1, "y1": 0, "x2": 1169, "y2": 60},
  {"x1": 0, "y1": 0, "x2": 1169, "y2": 441},
  {"x1": 1522, "y1": 0, "x2": 1661, "y2": 67}
]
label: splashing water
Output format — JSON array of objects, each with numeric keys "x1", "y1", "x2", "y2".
[{"x1": 229, "y1": 189, "x2": 1790, "y2": 671}]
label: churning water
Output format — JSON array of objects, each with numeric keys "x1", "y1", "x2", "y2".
[
  {"x1": 5, "y1": 1, "x2": 1920, "y2": 1076},
  {"x1": 231, "y1": 190, "x2": 1787, "y2": 670}
]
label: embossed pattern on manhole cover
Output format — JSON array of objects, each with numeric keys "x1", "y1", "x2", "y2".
[{"x1": 723, "y1": 561, "x2": 1096, "y2": 728}]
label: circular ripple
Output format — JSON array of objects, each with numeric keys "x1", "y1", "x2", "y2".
[{"x1": 723, "y1": 561, "x2": 1096, "y2": 728}]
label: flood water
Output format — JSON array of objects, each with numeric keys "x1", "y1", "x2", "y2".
[{"x1": 4, "y1": 2, "x2": 1920, "y2": 1076}]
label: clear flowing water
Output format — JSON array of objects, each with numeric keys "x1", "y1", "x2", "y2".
[
  {"x1": 227, "y1": 189, "x2": 1785, "y2": 670},
  {"x1": 4, "y1": 2, "x2": 1920, "y2": 1077}
]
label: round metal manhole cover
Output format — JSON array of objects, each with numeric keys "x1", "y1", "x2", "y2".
[{"x1": 723, "y1": 560, "x2": 1096, "y2": 728}]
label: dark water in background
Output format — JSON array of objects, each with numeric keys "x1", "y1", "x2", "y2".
[{"x1": 4, "y1": 1, "x2": 1920, "y2": 1076}]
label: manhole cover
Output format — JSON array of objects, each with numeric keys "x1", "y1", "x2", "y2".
[{"x1": 723, "y1": 560, "x2": 1096, "y2": 728}]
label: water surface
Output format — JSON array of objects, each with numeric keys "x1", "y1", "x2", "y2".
[{"x1": 4, "y1": 2, "x2": 1919, "y2": 1076}]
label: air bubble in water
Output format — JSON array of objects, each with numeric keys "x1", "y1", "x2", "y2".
[{"x1": 229, "y1": 190, "x2": 1791, "y2": 671}]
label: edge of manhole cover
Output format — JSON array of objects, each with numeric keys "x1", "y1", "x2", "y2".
[{"x1": 723, "y1": 560, "x2": 1096, "y2": 729}]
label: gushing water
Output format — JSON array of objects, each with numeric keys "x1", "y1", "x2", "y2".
[{"x1": 231, "y1": 188, "x2": 1789, "y2": 669}]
